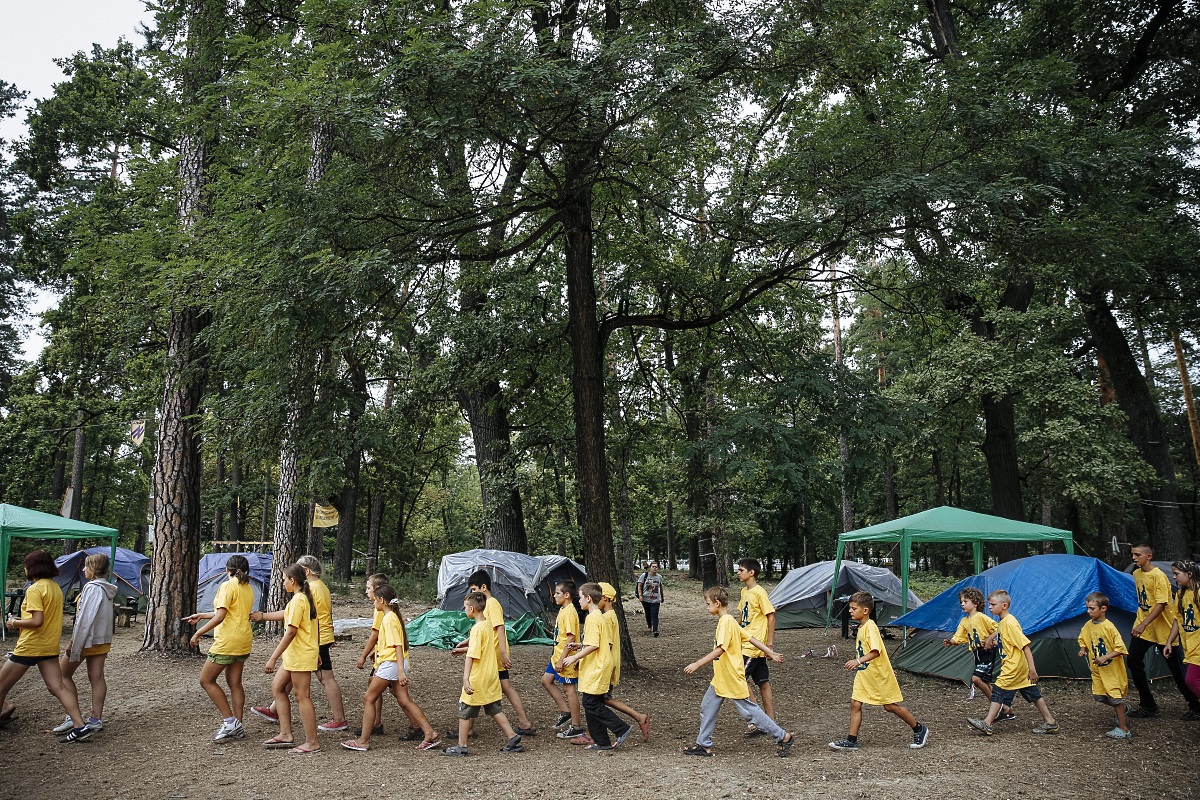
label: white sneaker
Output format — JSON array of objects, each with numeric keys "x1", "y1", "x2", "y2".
[
  {"x1": 52, "y1": 715, "x2": 74, "y2": 734},
  {"x1": 213, "y1": 719, "x2": 245, "y2": 741},
  {"x1": 85, "y1": 717, "x2": 104, "y2": 732}
]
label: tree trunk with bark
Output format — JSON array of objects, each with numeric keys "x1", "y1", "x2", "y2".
[
  {"x1": 460, "y1": 380, "x2": 528, "y2": 552},
  {"x1": 333, "y1": 354, "x2": 367, "y2": 584}
]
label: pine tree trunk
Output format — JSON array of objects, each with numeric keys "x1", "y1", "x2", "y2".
[
  {"x1": 1083, "y1": 292, "x2": 1189, "y2": 558},
  {"x1": 460, "y1": 380, "x2": 528, "y2": 552},
  {"x1": 267, "y1": 405, "x2": 306, "y2": 633},
  {"x1": 228, "y1": 458, "x2": 243, "y2": 540}
]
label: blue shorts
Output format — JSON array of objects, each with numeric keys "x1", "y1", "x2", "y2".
[
  {"x1": 544, "y1": 662, "x2": 578, "y2": 685},
  {"x1": 991, "y1": 684, "x2": 1043, "y2": 707}
]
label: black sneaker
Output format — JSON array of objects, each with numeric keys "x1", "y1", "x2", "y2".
[
  {"x1": 828, "y1": 738, "x2": 858, "y2": 751},
  {"x1": 1127, "y1": 706, "x2": 1158, "y2": 718},
  {"x1": 553, "y1": 712, "x2": 572, "y2": 730},
  {"x1": 59, "y1": 727, "x2": 93, "y2": 744},
  {"x1": 995, "y1": 710, "x2": 1017, "y2": 723},
  {"x1": 911, "y1": 723, "x2": 930, "y2": 749}
]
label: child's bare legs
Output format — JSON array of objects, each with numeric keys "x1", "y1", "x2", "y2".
[
  {"x1": 491, "y1": 710, "x2": 518, "y2": 740},
  {"x1": 199, "y1": 660, "x2": 234, "y2": 718},
  {"x1": 541, "y1": 672, "x2": 569, "y2": 714},
  {"x1": 58, "y1": 656, "x2": 83, "y2": 716},
  {"x1": 1032, "y1": 697, "x2": 1055, "y2": 725},
  {"x1": 756, "y1": 680, "x2": 775, "y2": 719},
  {"x1": 972, "y1": 676, "x2": 1012, "y2": 716},
  {"x1": 270, "y1": 668, "x2": 295, "y2": 742},
  {"x1": 565, "y1": 683, "x2": 582, "y2": 726},
  {"x1": 848, "y1": 699, "x2": 864, "y2": 736},
  {"x1": 605, "y1": 696, "x2": 648, "y2": 728},
  {"x1": 457, "y1": 717, "x2": 472, "y2": 747},
  {"x1": 1114, "y1": 700, "x2": 1129, "y2": 732},
  {"x1": 356, "y1": 677, "x2": 389, "y2": 748},
  {"x1": 883, "y1": 702, "x2": 918, "y2": 728},
  {"x1": 500, "y1": 678, "x2": 532, "y2": 729},
  {"x1": 84, "y1": 654, "x2": 107, "y2": 719},
  {"x1": 0, "y1": 660, "x2": 30, "y2": 719},
  {"x1": 317, "y1": 667, "x2": 346, "y2": 723},
  {"x1": 982, "y1": 701, "x2": 1002, "y2": 725},
  {"x1": 392, "y1": 682, "x2": 437, "y2": 741},
  {"x1": 290, "y1": 670, "x2": 320, "y2": 751},
  {"x1": 225, "y1": 660, "x2": 245, "y2": 720},
  {"x1": 37, "y1": 659, "x2": 86, "y2": 727}
]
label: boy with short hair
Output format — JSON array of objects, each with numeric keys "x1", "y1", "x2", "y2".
[
  {"x1": 683, "y1": 585, "x2": 793, "y2": 757},
  {"x1": 453, "y1": 569, "x2": 535, "y2": 735},
  {"x1": 829, "y1": 591, "x2": 929, "y2": 751},
  {"x1": 1077, "y1": 591, "x2": 1131, "y2": 739},
  {"x1": 443, "y1": 592, "x2": 524, "y2": 756},
  {"x1": 1127, "y1": 543, "x2": 1200, "y2": 718},
  {"x1": 543, "y1": 580, "x2": 585, "y2": 739},
  {"x1": 967, "y1": 590, "x2": 1059, "y2": 736},
  {"x1": 561, "y1": 582, "x2": 632, "y2": 751},
  {"x1": 736, "y1": 559, "x2": 777, "y2": 735},
  {"x1": 598, "y1": 582, "x2": 651, "y2": 742},
  {"x1": 943, "y1": 586, "x2": 1013, "y2": 721}
]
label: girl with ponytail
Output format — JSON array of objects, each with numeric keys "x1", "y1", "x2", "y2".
[
  {"x1": 258, "y1": 563, "x2": 321, "y2": 753},
  {"x1": 185, "y1": 554, "x2": 255, "y2": 742},
  {"x1": 1166, "y1": 561, "x2": 1200, "y2": 703}
]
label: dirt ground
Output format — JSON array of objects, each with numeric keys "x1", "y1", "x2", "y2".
[{"x1": 1, "y1": 574, "x2": 1195, "y2": 800}]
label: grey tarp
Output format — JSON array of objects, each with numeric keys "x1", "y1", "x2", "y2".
[
  {"x1": 768, "y1": 560, "x2": 923, "y2": 628},
  {"x1": 437, "y1": 549, "x2": 587, "y2": 621}
]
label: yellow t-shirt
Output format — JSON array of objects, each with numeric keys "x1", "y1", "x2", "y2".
[
  {"x1": 577, "y1": 609, "x2": 612, "y2": 695},
  {"x1": 308, "y1": 577, "x2": 335, "y2": 646},
  {"x1": 281, "y1": 591, "x2": 319, "y2": 673},
  {"x1": 375, "y1": 611, "x2": 407, "y2": 669},
  {"x1": 950, "y1": 611, "x2": 997, "y2": 653},
  {"x1": 461, "y1": 618, "x2": 503, "y2": 705},
  {"x1": 371, "y1": 607, "x2": 384, "y2": 631},
  {"x1": 484, "y1": 595, "x2": 506, "y2": 657},
  {"x1": 994, "y1": 613, "x2": 1033, "y2": 690},
  {"x1": 210, "y1": 577, "x2": 254, "y2": 656},
  {"x1": 604, "y1": 608, "x2": 621, "y2": 687},
  {"x1": 1170, "y1": 588, "x2": 1200, "y2": 667},
  {"x1": 852, "y1": 618, "x2": 903, "y2": 705},
  {"x1": 1077, "y1": 617, "x2": 1128, "y2": 699},
  {"x1": 711, "y1": 613, "x2": 753, "y2": 700},
  {"x1": 1134, "y1": 567, "x2": 1172, "y2": 645},
  {"x1": 13, "y1": 578, "x2": 63, "y2": 658},
  {"x1": 738, "y1": 583, "x2": 775, "y2": 658},
  {"x1": 552, "y1": 603, "x2": 580, "y2": 678}
]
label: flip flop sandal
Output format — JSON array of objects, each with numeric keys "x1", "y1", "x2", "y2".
[
  {"x1": 288, "y1": 746, "x2": 321, "y2": 754},
  {"x1": 682, "y1": 743, "x2": 714, "y2": 757},
  {"x1": 263, "y1": 737, "x2": 294, "y2": 749},
  {"x1": 638, "y1": 714, "x2": 651, "y2": 742},
  {"x1": 340, "y1": 740, "x2": 369, "y2": 752},
  {"x1": 415, "y1": 738, "x2": 441, "y2": 751},
  {"x1": 777, "y1": 734, "x2": 795, "y2": 758}
]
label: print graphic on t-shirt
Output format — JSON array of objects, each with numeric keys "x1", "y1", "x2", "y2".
[
  {"x1": 855, "y1": 638, "x2": 868, "y2": 671},
  {"x1": 1185, "y1": 603, "x2": 1197, "y2": 632},
  {"x1": 1138, "y1": 584, "x2": 1150, "y2": 612},
  {"x1": 1087, "y1": 635, "x2": 1109, "y2": 660}
]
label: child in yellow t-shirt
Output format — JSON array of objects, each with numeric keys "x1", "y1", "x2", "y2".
[
  {"x1": 185, "y1": 554, "x2": 255, "y2": 742},
  {"x1": 352, "y1": 573, "x2": 390, "y2": 737},
  {"x1": 737, "y1": 558, "x2": 778, "y2": 730},
  {"x1": 599, "y1": 582, "x2": 651, "y2": 743},
  {"x1": 1077, "y1": 591, "x2": 1130, "y2": 739},
  {"x1": 444, "y1": 592, "x2": 524, "y2": 756},
  {"x1": 561, "y1": 582, "x2": 631, "y2": 751},
  {"x1": 943, "y1": 586, "x2": 1013, "y2": 721},
  {"x1": 260, "y1": 564, "x2": 321, "y2": 754},
  {"x1": 683, "y1": 586, "x2": 792, "y2": 757},
  {"x1": 829, "y1": 591, "x2": 929, "y2": 751},
  {"x1": 967, "y1": 590, "x2": 1059, "y2": 736},
  {"x1": 1165, "y1": 560, "x2": 1200, "y2": 714},
  {"x1": 543, "y1": 580, "x2": 585, "y2": 739}
]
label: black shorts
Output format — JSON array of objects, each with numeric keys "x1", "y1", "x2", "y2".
[
  {"x1": 745, "y1": 656, "x2": 770, "y2": 686},
  {"x1": 991, "y1": 684, "x2": 1043, "y2": 707},
  {"x1": 8, "y1": 653, "x2": 57, "y2": 667},
  {"x1": 318, "y1": 643, "x2": 334, "y2": 672},
  {"x1": 498, "y1": 669, "x2": 511, "y2": 681},
  {"x1": 972, "y1": 651, "x2": 996, "y2": 682}
]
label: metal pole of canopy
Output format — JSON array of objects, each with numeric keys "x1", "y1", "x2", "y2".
[
  {"x1": 826, "y1": 537, "x2": 846, "y2": 628},
  {"x1": 973, "y1": 541, "x2": 983, "y2": 574},
  {"x1": 900, "y1": 538, "x2": 911, "y2": 642}
]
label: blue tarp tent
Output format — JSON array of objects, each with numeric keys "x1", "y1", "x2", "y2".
[
  {"x1": 890, "y1": 554, "x2": 1168, "y2": 681},
  {"x1": 54, "y1": 546, "x2": 150, "y2": 600},
  {"x1": 196, "y1": 552, "x2": 272, "y2": 615}
]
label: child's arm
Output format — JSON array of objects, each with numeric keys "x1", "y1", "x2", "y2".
[
  {"x1": 496, "y1": 624, "x2": 512, "y2": 669},
  {"x1": 1132, "y1": 601, "x2": 1166, "y2": 638},
  {"x1": 264, "y1": 626, "x2": 297, "y2": 673},
  {"x1": 250, "y1": 609, "x2": 286, "y2": 622},
  {"x1": 357, "y1": 629, "x2": 379, "y2": 669},
  {"x1": 748, "y1": 635, "x2": 783, "y2": 663},
  {"x1": 4, "y1": 609, "x2": 43, "y2": 633},
  {"x1": 190, "y1": 607, "x2": 228, "y2": 646},
  {"x1": 1164, "y1": 619, "x2": 1181, "y2": 658},
  {"x1": 684, "y1": 645, "x2": 724, "y2": 675},
  {"x1": 554, "y1": 632, "x2": 577, "y2": 671},
  {"x1": 844, "y1": 648, "x2": 879, "y2": 671},
  {"x1": 562, "y1": 643, "x2": 598, "y2": 669},
  {"x1": 765, "y1": 611, "x2": 775, "y2": 648},
  {"x1": 1023, "y1": 644, "x2": 1038, "y2": 683},
  {"x1": 462, "y1": 656, "x2": 475, "y2": 695}
]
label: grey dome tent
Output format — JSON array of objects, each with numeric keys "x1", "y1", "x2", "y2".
[
  {"x1": 195, "y1": 552, "x2": 272, "y2": 617},
  {"x1": 54, "y1": 546, "x2": 150, "y2": 601},
  {"x1": 436, "y1": 549, "x2": 587, "y2": 620},
  {"x1": 768, "y1": 560, "x2": 923, "y2": 629}
]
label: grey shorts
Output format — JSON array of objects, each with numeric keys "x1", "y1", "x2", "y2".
[{"x1": 458, "y1": 700, "x2": 503, "y2": 719}]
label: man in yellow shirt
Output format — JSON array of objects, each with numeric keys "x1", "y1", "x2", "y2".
[{"x1": 1127, "y1": 543, "x2": 1200, "y2": 718}]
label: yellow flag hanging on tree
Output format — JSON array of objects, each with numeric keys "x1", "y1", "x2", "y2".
[{"x1": 312, "y1": 504, "x2": 339, "y2": 528}]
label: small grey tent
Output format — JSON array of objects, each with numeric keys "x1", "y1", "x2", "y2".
[
  {"x1": 768, "y1": 560, "x2": 923, "y2": 628},
  {"x1": 196, "y1": 552, "x2": 272, "y2": 616},
  {"x1": 436, "y1": 549, "x2": 587, "y2": 621}
]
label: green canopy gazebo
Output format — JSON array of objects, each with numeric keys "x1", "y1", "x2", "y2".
[
  {"x1": 830, "y1": 506, "x2": 1074, "y2": 622},
  {"x1": 0, "y1": 503, "x2": 119, "y2": 640}
]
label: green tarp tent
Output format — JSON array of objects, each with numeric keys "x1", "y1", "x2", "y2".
[
  {"x1": 405, "y1": 608, "x2": 554, "y2": 650},
  {"x1": 0, "y1": 504, "x2": 119, "y2": 641},
  {"x1": 830, "y1": 506, "x2": 1074, "y2": 625}
]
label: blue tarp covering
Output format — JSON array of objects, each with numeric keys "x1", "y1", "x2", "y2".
[
  {"x1": 54, "y1": 546, "x2": 150, "y2": 599},
  {"x1": 891, "y1": 554, "x2": 1136, "y2": 634}
]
